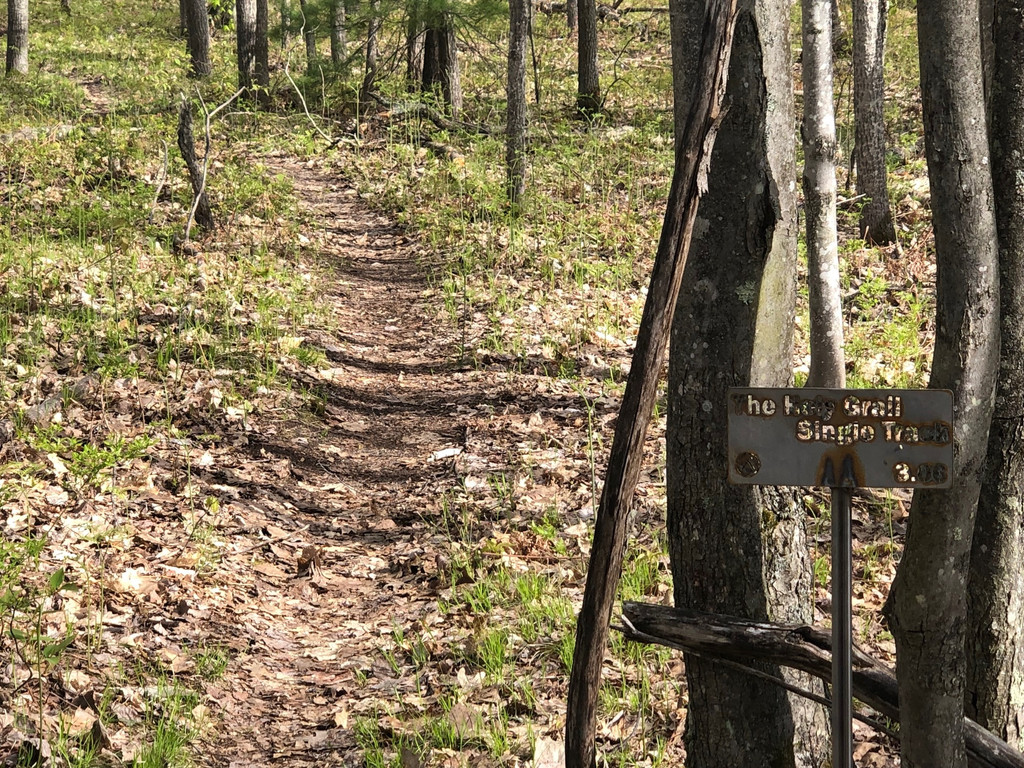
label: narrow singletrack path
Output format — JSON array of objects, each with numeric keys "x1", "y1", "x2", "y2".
[{"x1": 189, "y1": 155, "x2": 595, "y2": 766}]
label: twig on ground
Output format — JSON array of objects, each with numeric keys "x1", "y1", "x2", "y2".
[{"x1": 149, "y1": 140, "x2": 168, "y2": 224}]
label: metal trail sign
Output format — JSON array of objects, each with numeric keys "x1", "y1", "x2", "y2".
[{"x1": 727, "y1": 387, "x2": 954, "y2": 767}]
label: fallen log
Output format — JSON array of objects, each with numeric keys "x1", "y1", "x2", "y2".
[{"x1": 619, "y1": 602, "x2": 1024, "y2": 768}]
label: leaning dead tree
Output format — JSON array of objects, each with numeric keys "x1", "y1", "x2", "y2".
[
  {"x1": 177, "y1": 97, "x2": 215, "y2": 236},
  {"x1": 618, "y1": 602, "x2": 1024, "y2": 768},
  {"x1": 563, "y1": 1, "x2": 738, "y2": 765},
  {"x1": 176, "y1": 90, "x2": 245, "y2": 241}
]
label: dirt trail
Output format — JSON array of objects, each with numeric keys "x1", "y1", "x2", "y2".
[{"x1": 193, "y1": 155, "x2": 541, "y2": 766}]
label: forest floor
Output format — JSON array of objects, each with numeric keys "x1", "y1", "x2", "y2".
[
  {"x1": 0, "y1": 141, "x2": 909, "y2": 768},
  {"x1": 0, "y1": 4, "x2": 927, "y2": 766}
]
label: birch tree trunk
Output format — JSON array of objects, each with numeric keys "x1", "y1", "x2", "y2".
[
  {"x1": 851, "y1": 0, "x2": 896, "y2": 244},
  {"x1": 966, "y1": 0, "x2": 1024, "y2": 750},
  {"x1": 883, "y1": 1, "x2": 1001, "y2": 765},
  {"x1": 667, "y1": 0, "x2": 828, "y2": 764},
  {"x1": 507, "y1": 0, "x2": 529, "y2": 205},
  {"x1": 802, "y1": 0, "x2": 845, "y2": 387},
  {"x1": 5, "y1": 0, "x2": 28, "y2": 75}
]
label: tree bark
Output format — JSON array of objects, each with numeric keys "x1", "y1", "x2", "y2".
[
  {"x1": 256, "y1": 0, "x2": 270, "y2": 105},
  {"x1": 967, "y1": 0, "x2": 1024, "y2": 751},
  {"x1": 851, "y1": 0, "x2": 896, "y2": 244},
  {"x1": 568, "y1": 0, "x2": 578, "y2": 34},
  {"x1": 331, "y1": 0, "x2": 347, "y2": 66},
  {"x1": 666, "y1": 1, "x2": 827, "y2": 765},
  {"x1": 437, "y1": 16, "x2": 462, "y2": 115},
  {"x1": 507, "y1": 0, "x2": 529, "y2": 205},
  {"x1": 421, "y1": 15, "x2": 462, "y2": 115},
  {"x1": 563, "y1": 3, "x2": 739, "y2": 765},
  {"x1": 5, "y1": 0, "x2": 28, "y2": 75},
  {"x1": 183, "y1": 0, "x2": 212, "y2": 78},
  {"x1": 577, "y1": 0, "x2": 600, "y2": 113},
  {"x1": 237, "y1": 0, "x2": 258, "y2": 94},
  {"x1": 883, "y1": 2, "x2": 1001, "y2": 766},
  {"x1": 802, "y1": 0, "x2": 845, "y2": 387}
]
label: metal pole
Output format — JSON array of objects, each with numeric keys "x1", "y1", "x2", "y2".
[{"x1": 832, "y1": 483, "x2": 853, "y2": 767}]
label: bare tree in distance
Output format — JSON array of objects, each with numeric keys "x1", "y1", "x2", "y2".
[
  {"x1": 6, "y1": 0, "x2": 29, "y2": 75},
  {"x1": 507, "y1": 0, "x2": 529, "y2": 205},
  {"x1": 852, "y1": 0, "x2": 896, "y2": 244}
]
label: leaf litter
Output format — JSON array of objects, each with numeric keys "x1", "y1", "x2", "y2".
[{"x1": 0, "y1": 83, "x2": 938, "y2": 768}]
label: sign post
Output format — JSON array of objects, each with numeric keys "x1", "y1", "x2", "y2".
[{"x1": 727, "y1": 388, "x2": 953, "y2": 767}]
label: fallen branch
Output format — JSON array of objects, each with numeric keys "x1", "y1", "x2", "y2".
[
  {"x1": 368, "y1": 92, "x2": 495, "y2": 137},
  {"x1": 619, "y1": 602, "x2": 1024, "y2": 768}
]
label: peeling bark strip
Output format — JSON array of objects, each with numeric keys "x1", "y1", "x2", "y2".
[
  {"x1": 563, "y1": 3, "x2": 738, "y2": 766},
  {"x1": 176, "y1": 98, "x2": 215, "y2": 233},
  {"x1": 619, "y1": 603, "x2": 1024, "y2": 768},
  {"x1": 884, "y1": 1, "x2": 1001, "y2": 766}
]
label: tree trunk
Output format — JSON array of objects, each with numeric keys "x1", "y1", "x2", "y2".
[
  {"x1": 437, "y1": 15, "x2": 462, "y2": 115},
  {"x1": 421, "y1": 15, "x2": 462, "y2": 115},
  {"x1": 563, "y1": 5, "x2": 741, "y2": 764},
  {"x1": 577, "y1": 0, "x2": 600, "y2": 113},
  {"x1": 831, "y1": 0, "x2": 850, "y2": 54},
  {"x1": 256, "y1": 0, "x2": 270, "y2": 105},
  {"x1": 330, "y1": 0, "x2": 346, "y2": 66},
  {"x1": 568, "y1": 0, "x2": 578, "y2": 34},
  {"x1": 666, "y1": 1, "x2": 827, "y2": 765},
  {"x1": 280, "y1": 0, "x2": 291, "y2": 48},
  {"x1": 298, "y1": 0, "x2": 318, "y2": 75},
  {"x1": 360, "y1": 0, "x2": 381, "y2": 107},
  {"x1": 183, "y1": 0, "x2": 212, "y2": 78},
  {"x1": 883, "y1": 2, "x2": 1001, "y2": 766},
  {"x1": 179, "y1": 0, "x2": 188, "y2": 36},
  {"x1": 851, "y1": 0, "x2": 896, "y2": 244},
  {"x1": 5, "y1": 0, "x2": 28, "y2": 75},
  {"x1": 406, "y1": 8, "x2": 424, "y2": 90},
  {"x1": 802, "y1": 0, "x2": 845, "y2": 387},
  {"x1": 966, "y1": 0, "x2": 1024, "y2": 751},
  {"x1": 237, "y1": 0, "x2": 258, "y2": 94},
  {"x1": 507, "y1": 0, "x2": 529, "y2": 205}
]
